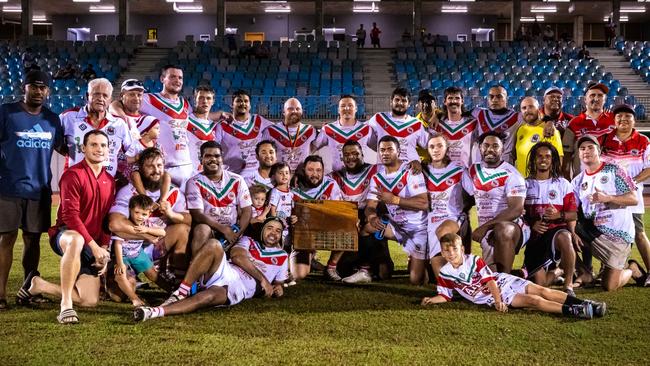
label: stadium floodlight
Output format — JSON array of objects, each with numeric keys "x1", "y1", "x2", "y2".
[
  {"x1": 265, "y1": 7, "x2": 291, "y2": 12},
  {"x1": 32, "y1": 15, "x2": 47, "y2": 21},
  {"x1": 531, "y1": 6, "x2": 557, "y2": 12},
  {"x1": 543, "y1": 0, "x2": 570, "y2": 2},
  {"x1": 604, "y1": 15, "x2": 629, "y2": 21},
  {"x1": 173, "y1": 2, "x2": 203, "y2": 12},
  {"x1": 353, "y1": 0, "x2": 380, "y2": 2},
  {"x1": 166, "y1": 0, "x2": 194, "y2": 3},
  {"x1": 449, "y1": 0, "x2": 475, "y2": 2},
  {"x1": 260, "y1": 1, "x2": 287, "y2": 3},
  {"x1": 73, "y1": 0, "x2": 101, "y2": 3},
  {"x1": 3, "y1": 5, "x2": 21, "y2": 12},
  {"x1": 441, "y1": 5, "x2": 468, "y2": 13},
  {"x1": 521, "y1": 16, "x2": 545, "y2": 22},
  {"x1": 89, "y1": 5, "x2": 115, "y2": 12},
  {"x1": 353, "y1": 2, "x2": 379, "y2": 12},
  {"x1": 621, "y1": 6, "x2": 645, "y2": 12},
  {"x1": 34, "y1": 22, "x2": 53, "y2": 25}
]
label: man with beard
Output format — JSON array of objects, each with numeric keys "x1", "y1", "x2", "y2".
[
  {"x1": 215, "y1": 90, "x2": 273, "y2": 175},
  {"x1": 541, "y1": 87, "x2": 573, "y2": 137},
  {"x1": 186, "y1": 85, "x2": 218, "y2": 172},
  {"x1": 264, "y1": 98, "x2": 317, "y2": 173},
  {"x1": 514, "y1": 97, "x2": 563, "y2": 176},
  {"x1": 185, "y1": 141, "x2": 252, "y2": 254},
  {"x1": 242, "y1": 140, "x2": 277, "y2": 191},
  {"x1": 109, "y1": 148, "x2": 191, "y2": 278},
  {"x1": 367, "y1": 88, "x2": 429, "y2": 166},
  {"x1": 0, "y1": 70, "x2": 64, "y2": 309},
  {"x1": 562, "y1": 82, "x2": 615, "y2": 179},
  {"x1": 18, "y1": 131, "x2": 114, "y2": 324},
  {"x1": 366, "y1": 136, "x2": 429, "y2": 285},
  {"x1": 331, "y1": 141, "x2": 393, "y2": 284},
  {"x1": 313, "y1": 95, "x2": 375, "y2": 173},
  {"x1": 133, "y1": 217, "x2": 288, "y2": 322},
  {"x1": 462, "y1": 131, "x2": 529, "y2": 274},
  {"x1": 290, "y1": 155, "x2": 343, "y2": 281},
  {"x1": 60, "y1": 78, "x2": 133, "y2": 178},
  {"x1": 430, "y1": 87, "x2": 477, "y2": 169}
]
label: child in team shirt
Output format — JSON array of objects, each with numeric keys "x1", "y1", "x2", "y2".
[
  {"x1": 124, "y1": 115, "x2": 171, "y2": 204},
  {"x1": 249, "y1": 184, "x2": 269, "y2": 224},
  {"x1": 421, "y1": 233, "x2": 606, "y2": 320},
  {"x1": 266, "y1": 162, "x2": 298, "y2": 247},
  {"x1": 111, "y1": 195, "x2": 171, "y2": 307}
]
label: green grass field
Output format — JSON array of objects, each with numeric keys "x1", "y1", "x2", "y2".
[{"x1": 1, "y1": 209, "x2": 649, "y2": 365}]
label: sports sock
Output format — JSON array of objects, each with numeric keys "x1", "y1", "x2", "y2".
[
  {"x1": 151, "y1": 306, "x2": 165, "y2": 319},
  {"x1": 327, "y1": 260, "x2": 338, "y2": 269},
  {"x1": 563, "y1": 295, "x2": 584, "y2": 306},
  {"x1": 177, "y1": 281, "x2": 192, "y2": 297}
]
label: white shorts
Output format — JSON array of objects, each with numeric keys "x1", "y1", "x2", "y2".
[
  {"x1": 166, "y1": 164, "x2": 194, "y2": 192},
  {"x1": 480, "y1": 218, "x2": 530, "y2": 268},
  {"x1": 200, "y1": 258, "x2": 252, "y2": 306},
  {"x1": 427, "y1": 216, "x2": 463, "y2": 258},
  {"x1": 391, "y1": 224, "x2": 431, "y2": 260},
  {"x1": 494, "y1": 272, "x2": 531, "y2": 306}
]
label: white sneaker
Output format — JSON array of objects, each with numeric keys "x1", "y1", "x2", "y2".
[
  {"x1": 160, "y1": 291, "x2": 185, "y2": 307},
  {"x1": 133, "y1": 306, "x2": 153, "y2": 322},
  {"x1": 342, "y1": 269, "x2": 372, "y2": 284},
  {"x1": 324, "y1": 267, "x2": 342, "y2": 281}
]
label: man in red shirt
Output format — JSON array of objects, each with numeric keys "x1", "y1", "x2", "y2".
[{"x1": 16, "y1": 130, "x2": 115, "y2": 324}]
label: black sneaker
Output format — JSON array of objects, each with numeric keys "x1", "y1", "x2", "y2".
[{"x1": 586, "y1": 300, "x2": 607, "y2": 318}]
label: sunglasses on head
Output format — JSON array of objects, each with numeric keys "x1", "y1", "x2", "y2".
[{"x1": 123, "y1": 80, "x2": 143, "y2": 88}]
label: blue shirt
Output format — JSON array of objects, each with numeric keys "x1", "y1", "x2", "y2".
[{"x1": 0, "y1": 102, "x2": 63, "y2": 200}]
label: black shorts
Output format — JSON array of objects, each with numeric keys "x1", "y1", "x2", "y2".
[
  {"x1": 49, "y1": 226, "x2": 100, "y2": 277},
  {"x1": 523, "y1": 226, "x2": 568, "y2": 277},
  {"x1": 0, "y1": 192, "x2": 51, "y2": 233},
  {"x1": 633, "y1": 213, "x2": 644, "y2": 234}
]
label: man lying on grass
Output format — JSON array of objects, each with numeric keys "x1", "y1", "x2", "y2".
[
  {"x1": 133, "y1": 216, "x2": 288, "y2": 322},
  {"x1": 421, "y1": 233, "x2": 605, "y2": 320}
]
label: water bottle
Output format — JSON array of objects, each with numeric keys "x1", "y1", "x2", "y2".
[
  {"x1": 374, "y1": 216, "x2": 390, "y2": 240},
  {"x1": 219, "y1": 224, "x2": 241, "y2": 248}
]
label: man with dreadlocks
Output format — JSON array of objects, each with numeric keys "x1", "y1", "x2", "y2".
[{"x1": 523, "y1": 142, "x2": 578, "y2": 295}]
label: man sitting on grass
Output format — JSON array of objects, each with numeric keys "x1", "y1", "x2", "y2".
[
  {"x1": 421, "y1": 233, "x2": 606, "y2": 320},
  {"x1": 133, "y1": 216, "x2": 288, "y2": 322}
]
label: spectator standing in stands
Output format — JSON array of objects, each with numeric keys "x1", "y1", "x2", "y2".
[
  {"x1": 605, "y1": 22, "x2": 616, "y2": 48},
  {"x1": 543, "y1": 25, "x2": 555, "y2": 42},
  {"x1": 370, "y1": 22, "x2": 381, "y2": 48},
  {"x1": 577, "y1": 45, "x2": 592, "y2": 60},
  {"x1": 356, "y1": 24, "x2": 366, "y2": 48},
  {"x1": 81, "y1": 64, "x2": 97, "y2": 81},
  {"x1": 0, "y1": 70, "x2": 64, "y2": 310}
]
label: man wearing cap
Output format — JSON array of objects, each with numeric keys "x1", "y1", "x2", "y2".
[
  {"x1": 110, "y1": 79, "x2": 146, "y2": 184},
  {"x1": 541, "y1": 87, "x2": 573, "y2": 137},
  {"x1": 60, "y1": 78, "x2": 133, "y2": 178},
  {"x1": 133, "y1": 217, "x2": 288, "y2": 322},
  {"x1": 514, "y1": 96, "x2": 564, "y2": 176},
  {"x1": 562, "y1": 82, "x2": 614, "y2": 179},
  {"x1": 571, "y1": 134, "x2": 636, "y2": 291},
  {"x1": 0, "y1": 70, "x2": 65, "y2": 309},
  {"x1": 600, "y1": 104, "x2": 650, "y2": 286}
]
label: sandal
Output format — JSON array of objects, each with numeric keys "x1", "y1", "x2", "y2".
[
  {"x1": 16, "y1": 270, "x2": 39, "y2": 306},
  {"x1": 57, "y1": 308, "x2": 79, "y2": 324},
  {"x1": 627, "y1": 259, "x2": 647, "y2": 286}
]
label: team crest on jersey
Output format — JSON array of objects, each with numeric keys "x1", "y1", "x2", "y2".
[
  {"x1": 600, "y1": 176, "x2": 609, "y2": 184},
  {"x1": 228, "y1": 192, "x2": 236, "y2": 200},
  {"x1": 79, "y1": 124, "x2": 87, "y2": 131},
  {"x1": 548, "y1": 190, "x2": 558, "y2": 200},
  {"x1": 631, "y1": 149, "x2": 640, "y2": 156},
  {"x1": 162, "y1": 106, "x2": 169, "y2": 113},
  {"x1": 531, "y1": 134, "x2": 540, "y2": 143},
  {"x1": 106, "y1": 126, "x2": 115, "y2": 136},
  {"x1": 271, "y1": 257, "x2": 278, "y2": 265},
  {"x1": 581, "y1": 182, "x2": 589, "y2": 191}
]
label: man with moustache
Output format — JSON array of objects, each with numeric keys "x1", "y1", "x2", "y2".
[
  {"x1": 134, "y1": 217, "x2": 289, "y2": 322},
  {"x1": 263, "y1": 98, "x2": 317, "y2": 172},
  {"x1": 540, "y1": 87, "x2": 573, "y2": 137},
  {"x1": 185, "y1": 141, "x2": 252, "y2": 255},
  {"x1": 514, "y1": 97, "x2": 563, "y2": 176},
  {"x1": 108, "y1": 148, "x2": 191, "y2": 278},
  {"x1": 186, "y1": 85, "x2": 219, "y2": 172},
  {"x1": 215, "y1": 90, "x2": 273, "y2": 175},
  {"x1": 313, "y1": 95, "x2": 375, "y2": 173},
  {"x1": 242, "y1": 140, "x2": 277, "y2": 191},
  {"x1": 60, "y1": 78, "x2": 133, "y2": 178},
  {"x1": 0, "y1": 70, "x2": 65, "y2": 309}
]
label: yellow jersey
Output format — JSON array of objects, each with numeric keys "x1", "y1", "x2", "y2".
[{"x1": 514, "y1": 122, "x2": 564, "y2": 176}]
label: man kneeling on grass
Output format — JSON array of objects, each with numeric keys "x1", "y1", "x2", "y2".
[
  {"x1": 421, "y1": 233, "x2": 605, "y2": 320},
  {"x1": 133, "y1": 216, "x2": 288, "y2": 322}
]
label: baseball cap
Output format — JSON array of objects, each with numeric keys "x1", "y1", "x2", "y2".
[
  {"x1": 418, "y1": 89, "x2": 434, "y2": 103},
  {"x1": 611, "y1": 103, "x2": 636, "y2": 117},
  {"x1": 23, "y1": 70, "x2": 50, "y2": 87},
  {"x1": 543, "y1": 86, "x2": 563, "y2": 96},
  {"x1": 121, "y1": 79, "x2": 145, "y2": 92},
  {"x1": 576, "y1": 134, "x2": 600, "y2": 149},
  {"x1": 585, "y1": 82, "x2": 609, "y2": 95}
]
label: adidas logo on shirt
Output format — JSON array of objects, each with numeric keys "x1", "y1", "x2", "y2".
[{"x1": 15, "y1": 124, "x2": 53, "y2": 149}]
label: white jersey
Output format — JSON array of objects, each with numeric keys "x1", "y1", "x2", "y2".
[
  {"x1": 111, "y1": 234, "x2": 146, "y2": 259},
  {"x1": 185, "y1": 170, "x2": 252, "y2": 227},
  {"x1": 268, "y1": 187, "x2": 294, "y2": 226},
  {"x1": 367, "y1": 163, "x2": 428, "y2": 236},
  {"x1": 524, "y1": 177, "x2": 577, "y2": 230},
  {"x1": 423, "y1": 162, "x2": 464, "y2": 224},
  {"x1": 572, "y1": 162, "x2": 636, "y2": 244},
  {"x1": 432, "y1": 116, "x2": 477, "y2": 168},
  {"x1": 436, "y1": 254, "x2": 496, "y2": 304},
  {"x1": 122, "y1": 112, "x2": 143, "y2": 141},
  {"x1": 472, "y1": 108, "x2": 522, "y2": 164},
  {"x1": 313, "y1": 120, "x2": 376, "y2": 172},
  {"x1": 331, "y1": 164, "x2": 378, "y2": 208},
  {"x1": 242, "y1": 169, "x2": 273, "y2": 191},
  {"x1": 110, "y1": 183, "x2": 187, "y2": 229},
  {"x1": 186, "y1": 114, "x2": 218, "y2": 171},
  {"x1": 292, "y1": 176, "x2": 342, "y2": 201},
  {"x1": 462, "y1": 161, "x2": 526, "y2": 226},
  {"x1": 263, "y1": 122, "x2": 317, "y2": 172},
  {"x1": 59, "y1": 106, "x2": 133, "y2": 177},
  {"x1": 214, "y1": 114, "x2": 273, "y2": 175},
  {"x1": 141, "y1": 93, "x2": 192, "y2": 167},
  {"x1": 367, "y1": 112, "x2": 429, "y2": 164}
]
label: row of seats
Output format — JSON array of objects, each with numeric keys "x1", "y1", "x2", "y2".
[{"x1": 617, "y1": 40, "x2": 650, "y2": 85}]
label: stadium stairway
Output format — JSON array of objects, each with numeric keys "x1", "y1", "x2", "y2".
[
  {"x1": 590, "y1": 47, "x2": 650, "y2": 120},
  {"x1": 112, "y1": 47, "x2": 172, "y2": 98},
  {"x1": 360, "y1": 48, "x2": 395, "y2": 96}
]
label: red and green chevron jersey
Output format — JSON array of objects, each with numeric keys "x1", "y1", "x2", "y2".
[
  {"x1": 462, "y1": 161, "x2": 526, "y2": 226},
  {"x1": 263, "y1": 122, "x2": 316, "y2": 172},
  {"x1": 215, "y1": 114, "x2": 273, "y2": 175},
  {"x1": 432, "y1": 116, "x2": 477, "y2": 168},
  {"x1": 313, "y1": 120, "x2": 375, "y2": 172},
  {"x1": 436, "y1": 254, "x2": 496, "y2": 305},
  {"x1": 186, "y1": 170, "x2": 253, "y2": 227},
  {"x1": 472, "y1": 107, "x2": 522, "y2": 164},
  {"x1": 186, "y1": 113, "x2": 218, "y2": 170},
  {"x1": 231, "y1": 236, "x2": 289, "y2": 291},
  {"x1": 423, "y1": 162, "x2": 465, "y2": 222},
  {"x1": 292, "y1": 177, "x2": 342, "y2": 201},
  {"x1": 368, "y1": 112, "x2": 429, "y2": 164},
  {"x1": 142, "y1": 93, "x2": 192, "y2": 167},
  {"x1": 331, "y1": 164, "x2": 377, "y2": 207}
]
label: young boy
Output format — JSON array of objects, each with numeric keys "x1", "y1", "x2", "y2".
[
  {"x1": 249, "y1": 184, "x2": 269, "y2": 224},
  {"x1": 421, "y1": 233, "x2": 606, "y2": 320},
  {"x1": 111, "y1": 194, "x2": 171, "y2": 306}
]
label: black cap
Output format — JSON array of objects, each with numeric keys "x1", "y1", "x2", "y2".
[
  {"x1": 418, "y1": 89, "x2": 434, "y2": 103},
  {"x1": 611, "y1": 103, "x2": 636, "y2": 117},
  {"x1": 576, "y1": 134, "x2": 600, "y2": 150},
  {"x1": 23, "y1": 70, "x2": 50, "y2": 87}
]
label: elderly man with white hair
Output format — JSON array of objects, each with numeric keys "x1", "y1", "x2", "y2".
[
  {"x1": 263, "y1": 97, "x2": 317, "y2": 172},
  {"x1": 60, "y1": 77, "x2": 133, "y2": 177}
]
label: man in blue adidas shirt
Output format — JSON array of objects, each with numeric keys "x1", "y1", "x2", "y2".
[{"x1": 0, "y1": 70, "x2": 65, "y2": 309}]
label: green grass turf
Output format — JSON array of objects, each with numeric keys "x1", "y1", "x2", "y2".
[{"x1": 1, "y1": 209, "x2": 649, "y2": 365}]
